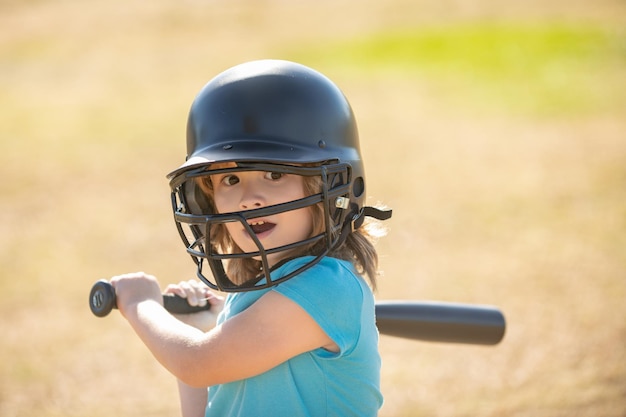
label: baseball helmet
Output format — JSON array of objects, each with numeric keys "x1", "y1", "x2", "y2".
[{"x1": 168, "y1": 60, "x2": 390, "y2": 292}]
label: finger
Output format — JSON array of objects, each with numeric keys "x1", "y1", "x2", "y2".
[
  {"x1": 190, "y1": 281, "x2": 211, "y2": 307},
  {"x1": 164, "y1": 283, "x2": 187, "y2": 298},
  {"x1": 179, "y1": 280, "x2": 200, "y2": 307},
  {"x1": 180, "y1": 280, "x2": 212, "y2": 307},
  {"x1": 204, "y1": 292, "x2": 224, "y2": 309}
]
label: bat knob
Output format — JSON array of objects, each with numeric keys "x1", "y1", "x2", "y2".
[{"x1": 89, "y1": 280, "x2": 116, "y2": 317}]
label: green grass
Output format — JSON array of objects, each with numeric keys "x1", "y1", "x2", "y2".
[{"x1": 295, "y1": 22, "x2": 626, "y2": 116}]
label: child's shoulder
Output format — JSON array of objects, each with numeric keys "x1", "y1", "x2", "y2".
[
  {"x1": 274, "y1": 256, "x2": 365, "y2": 304},
  {"x1": 277, "y1": 256, "x2": 359, "y2": 283}
]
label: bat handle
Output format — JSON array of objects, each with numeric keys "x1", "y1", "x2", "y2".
[
  {"x1": 89, "y1": 280, "x2": 117, "y2": 317},
  {"x1": 89, "y1": 280, "x2": 211, "y2": 317}
]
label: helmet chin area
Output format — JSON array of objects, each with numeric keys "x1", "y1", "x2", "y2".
[{"x1": 170, "y1": 163, "x2": 354, "y2": 292}]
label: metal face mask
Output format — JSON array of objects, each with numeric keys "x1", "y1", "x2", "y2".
[{"x1": 169, "y1": 162, "x2": 354, "y2": 291}]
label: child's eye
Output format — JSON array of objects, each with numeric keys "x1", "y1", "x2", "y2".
[
  {"x1": 221, "y1": 174, "x2": 240, "y2": 186},
  {"x1": 265, "y1": 172, "x2": 284, "y2": 181}
]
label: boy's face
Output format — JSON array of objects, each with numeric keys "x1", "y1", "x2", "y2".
[{"x1": 209, "y1": 162, "x2": 313, "y2": 267}]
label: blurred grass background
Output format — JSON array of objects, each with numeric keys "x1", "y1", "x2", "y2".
[{"x1": 1, "y1": 0, "x2": 625, "y2": 416}]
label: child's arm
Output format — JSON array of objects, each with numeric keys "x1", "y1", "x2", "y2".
[
  {"x1": 177, "y1": 379, "x2": 208, "y2": 417},
  {"x1": 111, "y1": 272, "x2": 337, "y2": 388},
  {"x1": 164, "y1": 279, "x2": 223, "y2": 416}
]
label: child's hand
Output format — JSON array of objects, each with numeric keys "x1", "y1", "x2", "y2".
[
  {"x1": 110, "y1": 272, "x2": 163, "y2": 317},
  {"x1": 165, "y1": 280, "x2": 224, "y2": 332}
]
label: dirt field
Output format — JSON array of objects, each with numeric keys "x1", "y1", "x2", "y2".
[{"x1": 1, "y1": 0, "x2": 625, "y2": 416}]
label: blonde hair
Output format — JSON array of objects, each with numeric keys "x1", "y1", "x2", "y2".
[{"x1": 196, "y1": 171, "x2": 384, "y2": 290}]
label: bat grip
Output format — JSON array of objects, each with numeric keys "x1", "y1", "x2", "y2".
[{"x1": 89, "y1": 279, "x2": 211, "y2": 317}]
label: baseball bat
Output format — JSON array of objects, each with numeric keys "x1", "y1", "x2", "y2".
[{"x1": 89, "y1": 280, "x2": 505, "y2": 345}]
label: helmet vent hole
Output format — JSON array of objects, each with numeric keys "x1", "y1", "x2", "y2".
[{"x1": 353, "y1": 177, "x2": 364, "y2": 197}]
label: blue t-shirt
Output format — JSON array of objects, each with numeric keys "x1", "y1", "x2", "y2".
[{"x1": 205, "y1": 256, "x2": 383, "y2": 417}]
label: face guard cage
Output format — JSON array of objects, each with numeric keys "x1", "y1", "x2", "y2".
[{"x1": 169, "y1": 162, "x2": 354, "y2": 292}]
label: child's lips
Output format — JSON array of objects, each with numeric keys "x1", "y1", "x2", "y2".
[{"x1": 248, "y1": 220, "x2": 275, "y2": 235}]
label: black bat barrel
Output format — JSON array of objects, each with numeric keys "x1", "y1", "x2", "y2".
[{"x1": 375, "y1": 301, "x2": 506, "y2": 345}]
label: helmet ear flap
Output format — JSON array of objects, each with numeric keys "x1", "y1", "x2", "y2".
[{"x1": 182, "y1": 180, "x2": 214, "y2": 215}]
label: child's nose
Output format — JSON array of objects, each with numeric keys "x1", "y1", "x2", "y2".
[{"x1": 239, "y1": 183, "x2": 265, "y2": 210}]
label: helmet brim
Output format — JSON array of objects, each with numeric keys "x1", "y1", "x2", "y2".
[{"x1": 167, "y1": 138, "x2": 357, "y2": 179}]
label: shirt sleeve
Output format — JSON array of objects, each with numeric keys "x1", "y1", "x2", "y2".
[{"x1": 272, "y1": 257, "x2": 364, "y2": 356}]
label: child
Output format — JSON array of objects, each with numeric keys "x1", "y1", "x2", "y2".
[{"x1": 110, "y1": 59, "x2": 392, "y2": 417}]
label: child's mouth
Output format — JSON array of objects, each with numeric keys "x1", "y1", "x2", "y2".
[{"x1": 249, "y1": 220, "x2": 275, "y2": 235}]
